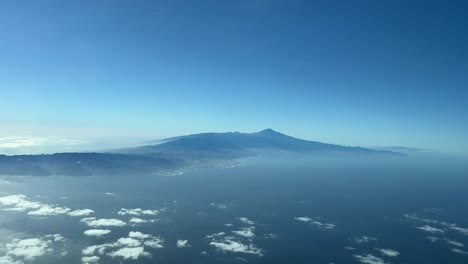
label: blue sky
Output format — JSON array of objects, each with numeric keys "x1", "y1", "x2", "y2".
[{"x1": 0, "y1": 0, "x2": 467, "y2": 154}]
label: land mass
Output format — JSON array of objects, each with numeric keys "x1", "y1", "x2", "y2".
[{"x1": 0, "y1": 129, "x2": 402, "y2": 176}]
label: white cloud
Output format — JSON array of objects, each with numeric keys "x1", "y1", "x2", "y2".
[
  {"x1": 0, "y1": 255, "x2": 22, "y2": 264},
  {"x1": 443, "y1": 239, "x2": 464, "y2": 247},
  {"x1": 451, "y1": 248, "x2": 468, "y2": 255},
  {"x1": 209, "y1": 239, "x2": 263, "y2": 256},
  {"x1": 176, "y1": 240, "x2": 190, "y2": 248},
  {"x1": 45, "y1": 234, "x2": 64, "y2": 242},
  {"x1": 80, "y1": 217, "x2": 126, "y2": 227},
  {"x1": 143, "y1": 238, "x2": 164, "y2": 249},
  {"x1": 232, "y1": 227, "x2": 255, "y2": 238},
  {"x1": 440, "y1": 222, "x2": 468, "y2": 236},
  {"x1": 129, "y1": 217, "x2": 151, "y2": 225},
  {"x1": 118, "y1": 208, "x2": 159, "y2": 216},
  {"x1": 6, "y1": 238, "x2": 51, "y2": 260},
  {"x1": 0, "y1": 194, "x2": 91, "y2": 218},
  {"x1": 68, "y1": 209, "x2": 94, "y2": 217},
  {"x1": 0, "y1": 195, "x2": 42, "y2": 211},
  {"x1": 353, "y1": 254, "x2": 386, "y2": 264},
  {"x1": 28, "y1": 205, "x2": 71, "y2": 216},
  {"x1": 310, "y1": 220, "x2": 335, "y2": 230},
  {"x1": 353, "y1": 236, "x2": 378, "y2": 244},
  {"x1": 416, "y1": 225, "x2": 445, "y2": 234},
  {"x1": 294, "y1": 216, "x2": 312, "y2": 223},
  {"x1": 211, "y1": 203, "x2": 228, "y2": 209},
  {"x1": 108, "y1": 246, "x2": 150, "y2": 260},
  {"x1": 84, "y1": 229, "x2": 111, "y2": 237},
  {"x1": 425, "y1": 236, "x2": 439, "y2": 242},
  {"x1": 294, "y1": 216, "x2": 335, "y2": 229},
  {"x1": 114, "y1": 237, "x2": 141, "y2": 247},
  {"x1": 205, "y1": 232, "x2": 226, "y2": 239},
  {"x1": 128, "y1": 231, "x2": 151, "y2": 240},
  {"x1": 82, "y1": 244, "x2": 113, "y2": 255},
  {"x1": 2, "y1": 234, "x2": 64, "y2": 263},
  {"x1": 403, "y1": 213, "x2": 438, "y2": 224},
  {"x1": 207, "y1": 229, "x2": 263, "y2": 256},
  {"x1": 238, "y1": 217, "x2": 255, "y2": 225},
  {"x1": 82, "y1": 232, "x2": 163, "y2": 261},
  {"x1": 105, "y1": 192, "x2": 116, "y2": 196},
  {"x1": 81, "y1": 255, "x2": 100, "y2": 264},
  {"x1": 378, "y1": 248, "x2": 400, "y2": 257}
]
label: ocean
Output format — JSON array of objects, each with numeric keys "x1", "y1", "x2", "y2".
[{"x1": 1, "y1": 155, "x2": 467, "y2": 264}]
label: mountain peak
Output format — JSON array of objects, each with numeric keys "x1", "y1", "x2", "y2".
[{"x1": 258, "y1": 128, "x2": 277, "y2": 134}]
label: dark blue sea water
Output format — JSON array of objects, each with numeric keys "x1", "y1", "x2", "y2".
[{"x1": 1, "y1": 156, "x2": 467, "y2": 264}]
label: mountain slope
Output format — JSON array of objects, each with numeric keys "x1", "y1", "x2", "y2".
[{"x1": 122, "y1": 129, "x2": 401, "y2": 158}]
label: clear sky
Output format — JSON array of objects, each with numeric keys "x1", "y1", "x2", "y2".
[{"x1": 0, "y1": 0, "x2": 467, "y2": 154}]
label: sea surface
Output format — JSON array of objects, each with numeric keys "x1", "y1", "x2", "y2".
[{"x1": 1, "y1": 155, "x2": 468, "y2": 264}]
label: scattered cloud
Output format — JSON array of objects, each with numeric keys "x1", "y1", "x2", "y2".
[
  {"x1": 425, "y1": 236, "x2": 439, "y2": 242},
  {"x1": 176, "y1": 240, "x2": 190, "y2": 248},
  {"x1": 207, "y1": 231, "x2": 263, "y2": 256},
  {"x1": 108, "y1": 247, "x2": 150, "y2": 260},
  {"x1": 403, "y1": 213, "x2": 438, "y2": 224},
  {"x1": 2, "y1": 234, "x2": 65, "y2": 263},
  {"x1": 80, "y1": 217, "x2": 126, "y2": 227},
  {"x1": 294, "y1": 216, "x2": 312, "y2": 223},
  {"x1": 352, "y1": 236, "x2": 378, "y2": 244},
  {"x1": 82, "y1": 244, "x2": 113, "y2": 255},
  {"x1": 424, "y1": 208, "x2": 443, "y2": 213},
  {"x1": 404, "y1": 213, "x2": 468, "y2": 236},
  {"x1": 209, "y1": 239, "x2": 264, "y2": 256},
  {"x1": 211, "y1": 203, "x2": 228, "y2": 209},
  {"x1": 81, "y1": 255, "x2": 100, "y2": 264},
  {"x1": 443, "y1": 239, "x2": 464, "y2": 247},
  {"x1": 83, "y1": 229, "x2": 111, "y2": 237},
  {"x1": 0, "y1": 194, "x2": 43, "y2": 211},
  {"x1": 310, "y1": 220, "x2": 335, "y2": 230},
  {"x1": 232, "y1": 227, "x2": 256, "y2": 238},
  {"x1": 237, "y1": 217, "x2": 255, "y2": 225},
  {"x1": 129, "y1": 217, "x2": 152, "y2": 225},
  {"x1": 0, "y1": 194, "x2": 94, "y2": 219},
  {"x1": 353, "y1": 254, "x2": 386, "y2": 264},
  {"x1": 114, "y1": 237, "x2": 141, "y2": 247},
  {"x1": 440, "y1": 222, "x2": 468, "y2": 236},
  {"x1": 378, "y1": 248, "x2": 400, "y2": 257},
  {"x1": 82, "y1": 232, "x2": 164, "y2": 261},
  {"x1": 451, "y1": 248, "x2": 468, "y2": 255},
  {"x1": 416, "y1": 225, "x2": 445, "y2": 234},
  {"x1": 118, "y1": 208, "x2": 159, "y2": 216},
  {"x1": 294, "y1": 216, "x2": 335, "y2": 229},
  {"x1": 28, "y1": 205, "x2": 71, "y2": 216},
  {"x1": 68, "y1": 209, "x2": 94, "y2": 217},
  {"x1": 105, "y1": 192, "x2": 116, "y2": 196}
]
